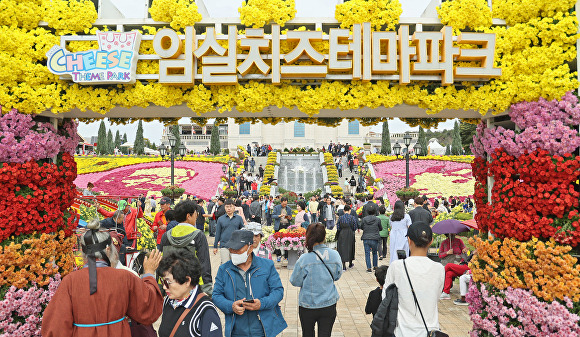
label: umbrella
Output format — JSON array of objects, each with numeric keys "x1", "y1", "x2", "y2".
[
  {"x1": 432, "y1": 219, "x2": 469, "y2": 234},
  {"x1": 461, "y1": 219, "x2": 478, "y2": 230}
]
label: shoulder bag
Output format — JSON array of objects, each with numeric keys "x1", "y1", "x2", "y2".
[
  {"x1": 402, "y1": 260, "x2": 449, "y2": 337},
  {"x1": 168, "y1": 293, "x2": 206, "y2": 337},
  {"x1": 312, "y1": 250, "x2": 334, "y2": 280}
]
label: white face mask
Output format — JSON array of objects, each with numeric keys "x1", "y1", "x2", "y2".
[{"x1": 231, "y1": 247, "x2": 250, "y2": 265}]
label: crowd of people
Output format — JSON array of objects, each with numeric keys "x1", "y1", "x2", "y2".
[{"x1": 60, "y1": 178, "x2": 475, "y2": 337}]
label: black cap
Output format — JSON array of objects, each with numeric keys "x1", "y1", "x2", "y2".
[
  {"x1": 225, "y1": 230, "x2": 254, "y2": 250},
  {"x1": 406, "y1": 221, "x2": 432, "y2": 245},
  {"x1": 159, "y1": 197, "x2": 171, "y2": 205}
]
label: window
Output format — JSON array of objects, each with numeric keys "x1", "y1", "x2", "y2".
[
  {"x1": 294, "y1": 122, "x2": 305, "y2": 137},
  {"x1": 348, "y1": 120, "x2": 359, "y2": 135},
  {"x1": 239, "y1": 122, "x2": 250, "y2": 135}
]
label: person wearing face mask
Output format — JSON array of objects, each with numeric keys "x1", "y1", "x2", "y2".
[{"x1": 213, "y1": 230, "x2": 287, "y2": 337}]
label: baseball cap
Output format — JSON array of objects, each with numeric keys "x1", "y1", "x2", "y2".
[
  {"x1": 406, "y1": 221, "x2": 432, "y2": 245},
  {"x1": 159, "y1": 197, "x2": 171, "y2": 205},
  {"x1": 244, "y1": 222, "x2": 263, "y2": 236},
  {"x1": 226, "y1": 230, "x2": 254, "y2": 250},
  {"x1": 117, "y1": 200, "x2": 128, "y2": 210}
]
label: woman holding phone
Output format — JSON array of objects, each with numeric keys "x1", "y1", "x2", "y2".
[{"x1": 290, "y1": 223, "x2": 343, "y2": 337}]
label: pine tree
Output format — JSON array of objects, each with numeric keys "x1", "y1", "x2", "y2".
[
  {"x1": 123, "y1": 133, "x2": 128, "y2": 143},
  {"x1": 210, "y1": 123, "x2": 221, "y2": 155},
  {"x1": 106, "y1": 130, "x2": 114, "y2": 154},
  {"x1": 96, "y1": 120, "x2": 107, "y2": 155},
  {"x1": 134, "y1": 120, "x2": 145, "y2": 155},
  {"x1": 445, "y1": 144, "x2": 451, "y2": 155},
  {"x1": 114, "y1": 130, "x2": 121, "y2": 150},
  {"x1": 451, "y1": 120, "x2": 463, "y2": 155},
  {"x1": 418, "y1": 126, "x2": 428, "y2": 156},
  {"x1": 380, "y1": 121, "x2": 391, "y2": 155},
  {"x1": 171, "y1": 125, "x2": 181, "y2": 155},
  {"x1": 459, "y1": 121, "x2": 477, "y2": 155}
]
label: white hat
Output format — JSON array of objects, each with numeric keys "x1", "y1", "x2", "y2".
[{"x1": 244, "y1": 222, "x2": 263, "y2": 236}]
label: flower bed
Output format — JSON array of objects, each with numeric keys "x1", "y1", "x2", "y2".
[
  {"x1": 263, "y1": 225, "x2": 306, "y2": 251},
  {"x1": 372, "y1": 159, "x2": 474, "y2": 205},
  {"x1": 74, "y1": 160, "x2": 224, "y2": 200}
]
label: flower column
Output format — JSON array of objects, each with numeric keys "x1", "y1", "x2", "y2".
[
  {"x1": 0, "y1": 109, "x2": 79, "y2": 336},
  {"x1": 468, "y1": 92, "x2": 580, "y2": 336}
]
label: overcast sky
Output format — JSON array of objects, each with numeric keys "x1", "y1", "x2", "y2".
[{"x1": 79, "y1": 0, "x2": 446, "y2": 143}]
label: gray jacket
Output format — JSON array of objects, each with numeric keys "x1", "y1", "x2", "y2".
[
  {"x1": 360, "y1": 215, "x2": 382, "y2": 241},
  {"x1": 371, "y1": 283, "x2": 398, "y2": 337}
]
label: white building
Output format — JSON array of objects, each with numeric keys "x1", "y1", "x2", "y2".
[{"x1": 161, "y1": 123, "x2": 229, "y2": 153}]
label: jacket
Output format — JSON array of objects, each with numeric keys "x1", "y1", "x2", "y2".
[
  {"x1": 160, "y1": 224, "x2": 213, "y2": 296},
  {"x1": 213, "y1": 255, "x2": 287, "y2": 337},
  {"x1": 408, "y1": 206, "x2": 433, "y2": 225},
  {"x1": 289, "y1": 244, "x2": 342, "y2": 309},
  {"x1": 360, "y1": 201, "x2": 379, "y2": 219},
  {"x1": 272, "y1": 204, "x2": 293, "y2": 231},
  {"x1": 320, "y1": 203, "x2": 336, "y2": 223},
  {"x1": 370, "y1": 283, "x2": 398, "y2": 337},
  {"x1": 249, "y1": 201, "x2": 262, "y2": 219},
  {"x1": 98, "y1": 206, "x2": 143, "y2": 238},
  {"x1": 378, "y1": 215, "x2": 390, "y2": 237},
  {"x1": 361, "y1": 215, "x2": 383, "y2": 241}
]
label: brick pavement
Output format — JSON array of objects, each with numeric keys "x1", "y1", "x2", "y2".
[{"x1": 204, "y1": 231, "x2": 472, "y2": 337}]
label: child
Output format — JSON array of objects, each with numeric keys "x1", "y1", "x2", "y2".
[{"x1": 365, "y1": 265, "x2": 389, "y2": 317}]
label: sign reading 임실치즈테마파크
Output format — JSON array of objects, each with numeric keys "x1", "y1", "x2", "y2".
[{"x1": 45, "y1": 23, "x2": 501, "y2": 86}]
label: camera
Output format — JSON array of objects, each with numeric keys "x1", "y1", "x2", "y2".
[{"x1": 397, "y1": 250, "x2": 407, "y2": 260}]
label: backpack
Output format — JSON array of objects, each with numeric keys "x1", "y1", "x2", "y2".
[{"x1": 301, "y1": 213, "x2": 311, "y2": 229}]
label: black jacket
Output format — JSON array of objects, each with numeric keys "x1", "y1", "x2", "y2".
[
  {"x1": 360, "y1": 201, "x2": 379, "y2": 219},
  {"x1": 371, "y1": 283, "x2": 398, "y2": 337},
  {"x1": 409, "y1": 206, "x2": 433, "y2": 224}
]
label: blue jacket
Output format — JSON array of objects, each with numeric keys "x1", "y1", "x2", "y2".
[
  {"x1": 213, "y1": 254, "x2": 287, "y2": 337},
  {"x1": 271, "y1": 204, "x2": 292, "y2": 231},
  {"x1": 289, "y1": 244, "x2": 342, "y2": 309}
]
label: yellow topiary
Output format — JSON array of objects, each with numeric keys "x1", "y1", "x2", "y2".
[
  {"x1": 335, "y1": 0, "x2": 402, "y2": 31},
  {"x1": 239, "y1": 0, "x2": 296, "y2": 28},
  {"x1": 149, "y1": 0, "x2": 202, "y2": 30}
]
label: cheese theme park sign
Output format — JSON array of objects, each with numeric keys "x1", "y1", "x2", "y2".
[{"x1": 46, "y1": 23, "x2": 500, "y2": 86}]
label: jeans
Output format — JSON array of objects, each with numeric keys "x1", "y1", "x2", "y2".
[
  {"x1": 378, "y1": 237, "x2": 388, "y2": 258},
  {"x1": 363, "y1": 239, "x2": 379, "y2": 269},
  {"x1": 208, "y1": 219, "x2": 216, "y2": 237},
  {"x1": 299, "y1": 304, "x2": 337, "y2": 337}
]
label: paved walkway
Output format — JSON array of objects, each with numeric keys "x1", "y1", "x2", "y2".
[{"x1": 205, "y1": 231, "x2": 472, "y2": 337}]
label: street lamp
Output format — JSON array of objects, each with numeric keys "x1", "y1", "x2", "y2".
[
  {"x1": 159, "y1": 134, "x2": 181, "y2": 188},
  {"x1": 403, "y1": 132, "x2": 412, "y2": 188},
  {"x1": 178, "y1": 144, "x2": 187, "y2": 158},
  {"x1": 413, "y1": 142, "x2": 422, "y2": 158},
  {"x1": 393, "y1": 141, "x2": 401, "y2": 158}
]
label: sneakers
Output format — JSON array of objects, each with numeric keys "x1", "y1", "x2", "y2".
[
  {"x1": 367, "y1": 269, "x2": 373, "y2": 273},
  {"x1": 453, "y1": 299, "x2": 469, "y2": 306},
  {"x1": 379, "y1": 257, "x2": 384, "y2": 260},
  {"x1": 277, "y1": 256, "x2": 281, "y2": 263},
  {"x1": 349, "y1": 263, "x2": 354, "y2": 269},
  {"x1": 439, "y1": 292, "x2": 451, "y2": 300}
]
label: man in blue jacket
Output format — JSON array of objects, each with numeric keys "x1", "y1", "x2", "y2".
[
  {"x1": 213, "y1": 230, "x2": 287, "y2": 337},
  {"x1": 271, "y1": 197, "x2": 292, "y2": 231}
]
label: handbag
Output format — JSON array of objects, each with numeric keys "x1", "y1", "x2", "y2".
[
  {"x1": 402, "y1": 260, "x2": 449, "y2": 337},
  {"x1": 168, "y1": 293, "x2": 206, "y2": 337}
]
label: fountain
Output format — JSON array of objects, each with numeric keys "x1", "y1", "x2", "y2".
[{"x1": 278, "y1": 154, "x2": 324, "y2": 194}]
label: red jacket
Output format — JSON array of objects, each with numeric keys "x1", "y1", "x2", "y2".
[
  {"x1": 151, "y1": 210, "x2": 167, "y2": 245},
  {"x1": 98, "y1": 206, "x2": 143, "y2": 240}
]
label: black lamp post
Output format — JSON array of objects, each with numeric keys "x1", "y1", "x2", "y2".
[
  {"x1": 159, "y1": 134, "x2": 184, "y2": 187},
  {"x1": 403, "y1": 132, "x2": 412, "y2": 188},
  {"x1": 393, "y1": 141, "x2": 401, "y2": 159},
  {"x1": 413, "y1": 142, "x2": 422, "y2": 158}
]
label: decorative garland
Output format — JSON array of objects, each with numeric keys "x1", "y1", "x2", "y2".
[
  {"x1": 149, "y1": 0, "x2": 202, "y2": 30},
  {"x1": 239, "y1": 0, "x2": 296, "y2": 28},
  {"x1": 323, "y1": 152, "x2": 343, "y2": 196},
  {"x1": 334, "y1": 0, "x2": 402, "y2": 30},
  {"x1": 367, "y1": 153, "x2": 474, "y2": 165}
]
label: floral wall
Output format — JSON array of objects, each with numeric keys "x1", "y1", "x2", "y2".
[
  {"x1": 0, "y1": 110, "x2": 79, "y2": 335},
  {"x1": 467, "y1": 92, "x2": 580, "y2": 335}
]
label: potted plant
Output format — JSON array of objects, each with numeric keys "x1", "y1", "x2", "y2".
[
  {"x1": 395, "y1": 187, "x2": 420, "y2": 204},
  {"x1": 223, "y1": 189, "x2": 238, "y2": 198},
  {"x1": 161, "y1": 185, "x2": 185, "y2": 199},
  {"x1": 363, "y1": 142, "x2": 371, "y2": 150}
]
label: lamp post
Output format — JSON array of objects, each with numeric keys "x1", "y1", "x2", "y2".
[
  {"x1": 413, "y1": 142, "x2": 422, "y2": 158},
  {"x1": 403, "y1": 132, "x2": 412, "y2": 188},
  {"x1": 159, "y1": 135, "x2": 186, "y2": 188},
  {"x1": 393, "y1": 141, "x2": 401, "y2": 159}
]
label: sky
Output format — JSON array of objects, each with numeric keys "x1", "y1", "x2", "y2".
[
  {"x1": 77, "y1": 118, "x2": 458, "y2": 144},
  {"x1": 78, "y1": 0, "x2": 446, "y2": 143}
]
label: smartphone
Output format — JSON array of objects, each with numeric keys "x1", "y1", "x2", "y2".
[
  {"x1": 397, "y1": 250, "x2": 407, "y2": 260},
  {"x1": 243, "y1": 299, "x2": 255, "y2": 303}
]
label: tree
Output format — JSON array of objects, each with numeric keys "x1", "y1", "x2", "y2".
[
  {"x1": 451, "y1": 120, "x2": 463, "y2": 155},
  {"x1": 114, "y1": 130, "x2": 122, "y2": 150},
  {"x1": 380, "y1": 121, "x2": 391, "y2": 155},
  {"x1": 151, "y1": 142, "x2": 157, "y2": 150},
  {"x1": 460, "y1": 121, "x2": 477, "y2": 155},
  {"x1": 445, "y1": 144, "x2": 451, "y2": 155},
  {"x1": 210, "y1": 123, "x2": 221, "y2": 155},
  {"x1": 134, "y1": 120, "x2": 145, "y2": 155},
  {"x1": 106, "y1": 130, "x2": 114, "y2": 154},
  {"x1": 123, "y1": 133, "x2": 128, "y2": 143},
  {"x1": 171, "y1": 124, "x2": 181, "y2": 155},
  {"x1": 96, "y1": 120, "x2": 107, "y2": 155},
  {"x1": 418, "y1": 126, "x2": 428, "y2": 156}
]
